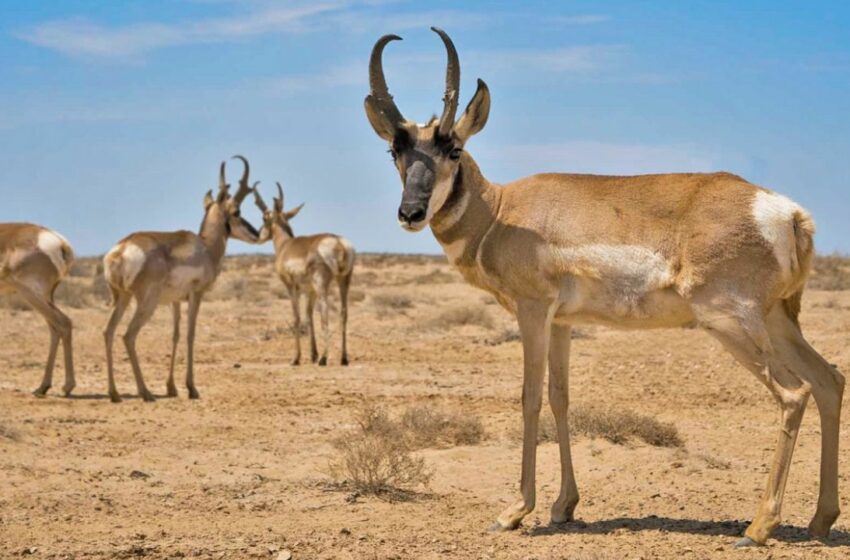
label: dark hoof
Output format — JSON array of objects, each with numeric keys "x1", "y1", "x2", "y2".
[
  {"x1": 32, "y1": 386, "x2": 50, "y2": 397},
  {"x1": 62, "y1": 384, "x2": 75, "y2": 397},
  {"x1": 141, "y1": 392, "x2": 156, "y2": 403},
  {"x1": 341, "y1": 357, "x2": 349, "y2": 366},
  {"x1": 291, "y1": 358, "x2": 301, "y2": 366},
  {"x1": 109, "y1": 393, "x2": 122, "y2": 404},
  {"x1": 166, "y1": 385, "x2": 178, "y2": 398},
  {"x1": 318, "y1": 357, "x2": 327, "y2": 366},
  {"x1": 311, "y1": 354, "x2": 319, "y2": 364},
  {"x1": 187, "y1": 388, "x2": 200, "y2": 400}
]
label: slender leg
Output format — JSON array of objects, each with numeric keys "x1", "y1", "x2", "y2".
[
  {"x1": 122, "y1": 292, "x2": 159, "y2": 402},
  {"x1": 548, "y1": 323, "x2": 580, "y2": 523},
  {"x1": 14, "y1": 281, "x2": 73, "y2": 397},
  {"x1": 696, "y1": 311, "x2": 809, "y2": 546},
  {"x1": 338, "y1": 272, "x2": 351, "y2": 366},
  {"x1": 166, "y1": 302, "x2": 180, "y2": 397},
  {"x1": 185, "y1": 292, "x2": 202, "y2": 399},
  {"x1": 317, "y1": 287, "x2": 330, "y2": 366},
  {"x1": 494, "y1": 298, "x2": 554, "y2": 531},
  {"x1": 288, "y1": 285, "x2": 302, "y2": 365},
  {"x1": 306, "y1": 292, "x2": 318, "y2": 363},
  {"x1": 765, "y1": 307, "x2": 845, "y2": 538},
  {"x1": 104, "y1": 293, "x2": 131, "y2": 402}
]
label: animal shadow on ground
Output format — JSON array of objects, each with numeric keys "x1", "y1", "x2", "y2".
[
  {"x1": 65, "y1": 392, "x2": 177, "y2": 401},
  {"x1": 531, "y1": 516, "x2": 850, "y2": 546}
]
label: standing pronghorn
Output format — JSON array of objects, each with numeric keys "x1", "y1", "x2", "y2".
[
  {"x1": 364, "y1": 28, "x2": 844, "y2": 547},
  {"x1": 0, "y1": 224, "x2": 75, "y2": 396},
  {"x1": 252, "y1": 182, "x2": 355, "y2": 366},
  {"x1": 102, "y1": 157, "x2": 260, "y2": 402}
]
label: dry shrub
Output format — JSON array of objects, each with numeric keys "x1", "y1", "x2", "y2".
[
  {"x1": 0, "y1": 294, "x2": 31, "y2": 311},
  {"x1": 0, "y1": 421, "x2": 20, "y2": 442},
  {"x1": 414, "y1": 269, "x2": 457, "y2": 285},
  {"x1": 570, "y1": 406, "x2": 683, "y2": 447},
  {"x1": 372, "y1": 293, "x2": 414, "y2": 311},
  {"x1": 528, "y1": 406, "x2": 682, "y2": 448},
  {"x1": 809, "y1": 254, "x2": 850, "y2": 291},
  {"x1": 54, "y1": 280, "x2": 91, "y2": 309},
  {"x1": 329, "y1": 405, "x2": 430, "y2": 497},
  {"x1": 431, "y1": 305, "x2": 494, "y2": 330},
  {"x1": 487, "y1": 327, "x2": 520, "y2": 345},
  {"x1": 697, "y1": 452, "x2": 731, "y2": 470},
  {"x1": 348, "y1": 289, "x2": 366, "y2": 303},
  {"x1": 401, "y1": 406, "x2": 485, "y2": 448}
]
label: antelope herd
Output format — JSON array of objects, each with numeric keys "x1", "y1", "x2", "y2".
[{"x1": 0, "y1": 27, "x2": 844, "y2": 549}]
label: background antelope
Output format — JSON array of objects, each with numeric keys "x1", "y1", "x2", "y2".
[
  {"x1": 102, "y1": 156, "x2": 260, "y2": 402},
  {"x1": 364, "y1": 28, "x2": 845, "y2": 547},
  {"x1": 0, "y1": 223, "x2": 75, "y2": 397},
  {"x1": 253, "y1": 182, "x2": 355, "y2": 366}
]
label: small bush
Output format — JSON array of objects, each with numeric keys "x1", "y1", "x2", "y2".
[
  {"x1": 570, "y1": 406, "x2": 683, "y2": 448},
  {"x1": 487, "y1": 327, "x2": 521, "y2": 345},
  {"x1": 414, "y1": 269, "x2": 457, "y2": 285},
  {"x1": 372, "y1": 293, "x2": 414, "y2": 311},
  {"x1": 431, "y1": 305, "x2": 494, "y2": 330},
  {"x1": 401, "y1": 406, "x2": 485, "y2": 448},
  {"x1": 809, "y1": 254, "x2": 850, "y2": 291},
  {"x1": 0, "y1": 421, "x2": 20, "y2": 441},
  {"x1": 347, "y1": 289, "x2": 367, "y2": 303},
  {"x1": 54, "y1": 280, "x2": 91, "y2": 309},
  {"x1": 329, "y1": 405, "x2": 430, "y2": 497}
]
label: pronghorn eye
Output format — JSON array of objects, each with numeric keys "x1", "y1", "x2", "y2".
[{"x1": 449, "y1": 148, "x2": 463, "y2": 161}]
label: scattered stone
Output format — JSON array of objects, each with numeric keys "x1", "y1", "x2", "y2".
[
  {"x1": 339, "y1": 528, "x2": 351, "y2": 536},
  {"x1": 129, "y1": 470, "x2": 150, "y2": 479},
  {"x1": 276, "y1": 550, "x2": 292, "y2": 560},
  {"x1": 233, "y1": 363, "x2": 242, "y2": 369}
]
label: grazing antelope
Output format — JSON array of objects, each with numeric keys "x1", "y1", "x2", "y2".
[
  {"x1": 253, "y1": 182, "x2": 355, "y2": 366},
  {"x1": 364, "y1": 28, "x2": 844, "y2": 547},
  {"x1": 0, "y1": 224, "x2": 75, "y2": 396},
  {"x1": 102, "y1": 157, "x2": 260, "y2": 402}
]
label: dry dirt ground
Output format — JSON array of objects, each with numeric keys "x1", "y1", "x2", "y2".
[{"x1": 2, "y1": 254, "x2": 850, "y2": 560}]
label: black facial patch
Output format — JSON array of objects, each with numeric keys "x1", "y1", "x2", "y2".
[{"x1": 392, "y1": 129, "x2": 411, "y2": 154}]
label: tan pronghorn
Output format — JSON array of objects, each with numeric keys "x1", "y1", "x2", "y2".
[
  {"x1": 253, "y1": 182, "x2": 355, "y2": 366},
  {"x1": 102, "y1": 157, "x2": 260, "y2": 402},
  {"x1": 364, "y1": 27, "x2": 844, "y2": 547},
  {"x1": 0, "y1": 223, "x2": 76, "y2": 396}
]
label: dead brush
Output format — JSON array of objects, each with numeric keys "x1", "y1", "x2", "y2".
[
  {"x1": 808, "y1": 254, "x2": 850, "y2": 291},
  {"x1": 401, "y1": 406, "x2": 485, "y2": 448},
  {"x1": 531, "y1": 406, "x2": 683, "y2": 448},
  {"x1": 329, "y1": 404, "x2": 430, "y2": 498},
  {"x1": 371, "y1": 292, "x2": 414, "y2": 318},
  {"x1": 54, "y1": 279, "x2": 91, "y2": 309},
  {"x1": 0, "y1": 421, "x2": 20, "y2": 442},
  {"x1": 430, "y1": 305, "x2": 494, "y2": 330}
]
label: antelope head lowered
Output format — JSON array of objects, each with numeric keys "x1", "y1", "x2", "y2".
[
  {"x1": 102, "y1": 156, "x2": 260, "y2": 403},
  {"x1": 364, "y1": 28, "x2": 844, "y2": 547},
  {"x1": 253, "y1": 182, "x2": 355, "y2": 367}
]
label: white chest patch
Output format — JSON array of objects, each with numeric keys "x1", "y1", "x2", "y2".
[
  {"x1": 438, "y1": 237, "x2": 468, "y2": 265},
  {"x1": 751, "y1": 190, "x2": 804, "y2": 280},
  {"x1": 121, "y1": 243, "x2": 147, "y2": 288},
  {"x1": 37, "y1": 230, "x2": 71, "y2": 276}
]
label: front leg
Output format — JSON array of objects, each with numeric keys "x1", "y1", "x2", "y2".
[
  {"x1": 288, "y1": 285, "x2": 302, "y2": 365},
  {"x1": 493, "y1": 298, "x2": 555, "y2": 531},
  {"x1": 185, "y1": 292, "x2": 203, "y2": 400}
]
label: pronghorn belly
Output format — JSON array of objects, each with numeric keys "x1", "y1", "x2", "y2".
[
  {"x1": 159, "y1": 265, "x2": 207, "y2": 303},
  {"x1": 555, "y1": 275, "x2": 695, "y2": 329}
]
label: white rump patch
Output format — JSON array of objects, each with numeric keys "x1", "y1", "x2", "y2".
[
  {"x1": 557, "y1": 244, "x2": 674, "y2": 295},
  {"x1": 37, "y1": 230, "x2": 71, "y2": 275},
  {"x1": 317, "y1": 238, "x2": 340, "y2": 272},
  {"x1": 752, "y1": 190, "x2": 803, "y2": 279},
  {"x1": 121, "y1": 243, "x2": 146, "y2": 288}
]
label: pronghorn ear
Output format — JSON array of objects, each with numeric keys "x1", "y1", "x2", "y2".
[
  {"x1": 203, "y1": 190, "x2": 215, "y2": 209},
  {"x1": 453, "y1": 79, "x2": 490, "y2": 143},
  {"x1": 285, "y1": 203, "x2": 304, "y2": 220},
  {"x1": 364, "y1": 96, "x2": 399, "y2": 141}
]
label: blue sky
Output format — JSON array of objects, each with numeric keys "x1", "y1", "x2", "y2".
[{"x1": 1, "y1": 1, "x2": 849, "y2": 256}]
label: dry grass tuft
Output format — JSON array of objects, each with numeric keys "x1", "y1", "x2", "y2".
[
  {"x1": 809, "y1": 254, "x2": 850, "y2": 291},
  {"x1": 0, "y1": 421, "x2": 21, "y2": 442},
  {"x1": 530, "y1": 406, "x2": 683, "y2": 448},
  {"x1": 372, "y1": 293, "x2": 414, "y2": 311},
  {"x1": 54, "y1": 280, "x2": 92, "y2": 309},
  {"x1": 401, "y1": 406, "x2": 485, "y2": 449},
  {"x1": 430, "y1": 305, "x2": 494, "y2": 330},
  {"x1": 329, "y1": 405, "x2": 431, "y2": 498},
  {"x1": 414, "y1": 269, "x2": 458, "y2": 285},
  {"x1": 570, "y1": 406, "x2": 683, "y2": 447},
  {"x1": 486, "y1": 327, "x2": 521, "y2": 345}
]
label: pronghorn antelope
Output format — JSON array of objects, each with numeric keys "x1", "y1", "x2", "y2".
[
  {"x1": 102, "y1": 157, "x2": 260, "y2": 403},
  {"x1": 253, "y1": 182, "x2": 355, "y2": 366},
  {"x1": 0, "y1": 224, "x2": 75, "y2": 396},
  {"x1": 364, "y1": 28, "x2": 844, "y2": 546}
]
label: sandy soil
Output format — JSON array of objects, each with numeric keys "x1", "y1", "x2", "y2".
[{"x1": 2, "y1": 254, "x2": 850, "y2": 559}]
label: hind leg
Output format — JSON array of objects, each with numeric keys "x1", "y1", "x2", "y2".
[
  {"x1": 122, "y1": 291, "x2": 159, "y2": 402},
  {"x1": 166, "y1": 302, "x2": 180, "y2": 397},
  {"x1": 306, "y1": 292, "x2": 318, "y2": 363},
  {"x1": 695, "y1": 306, "x2": 810, "y2": 546},
  {"x1": 766, "y1": 307, "x2": 845, "y2": 538},
  {"x1": 14, "y1": 280, "x2": 73, "y2": 397},
  {"x1": 104, "y1": 293, "x2": 131, "y2": 402},
  {"x1": 338, "y1": 272, "x2": 351, "y2": 365}
]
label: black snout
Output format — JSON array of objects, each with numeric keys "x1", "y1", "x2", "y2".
[{"x1": 398, "y1": 204, "x2": 426, "y2": 224}]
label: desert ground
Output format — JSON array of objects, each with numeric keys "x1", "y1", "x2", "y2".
[{"x1": 2, "y1": 253, "x2": 850, "y2": 559}]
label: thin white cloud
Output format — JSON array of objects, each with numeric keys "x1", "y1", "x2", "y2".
[{"x1": 15, "y1": 3, "x2": 345, "y2": 59}]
